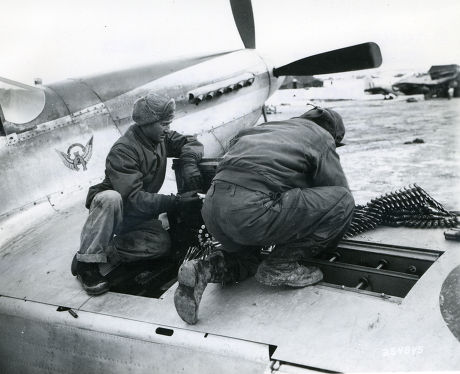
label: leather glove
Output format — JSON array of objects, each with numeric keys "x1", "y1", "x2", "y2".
[
  {"x1": 174, "y1": 190, "x2": 203, "y2": 214},
  {"x1": 182, "y1": 161, "x2": 203, "y2": 192}
]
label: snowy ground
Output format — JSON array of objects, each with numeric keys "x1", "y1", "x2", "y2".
[{"x1": 266, "y1": 89, "x2": 460, "y2": 210}]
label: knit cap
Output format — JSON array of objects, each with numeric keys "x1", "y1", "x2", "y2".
[{"x1": 132, "y1": 93, "x2": 176, "y2": 125}]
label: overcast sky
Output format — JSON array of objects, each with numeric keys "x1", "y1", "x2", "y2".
[{"x1": 1, "y1": 0, "x2": 459, "y2": 84}]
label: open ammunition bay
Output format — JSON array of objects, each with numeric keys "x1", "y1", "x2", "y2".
[{"x1": 303, "y1": 240, "x2": 442, "y2": 299}]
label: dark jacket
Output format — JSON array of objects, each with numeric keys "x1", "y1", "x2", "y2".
[
  {"x1": 214, "y1": 117, "x2": 349, "y2": 193},
  {"x1": 86, "y1": 125, "x2": 203, "y2": 217}
]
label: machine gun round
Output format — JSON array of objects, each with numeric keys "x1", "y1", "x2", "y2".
[{"x1": 182, "y1": 225, "x2": 223, "y2": 263}]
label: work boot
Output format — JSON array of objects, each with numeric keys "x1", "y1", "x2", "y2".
[
  {"x1": 75, "y1": 260, "x2": 110, "y2": 296},
  {"x1": 71, "y1": 253, "x2": 78, "y2": 276},
  {"x1": 255, "y1": 259, "x2": 323, "y2": 288},
  {"x1": 174, "y1": 251, "x2": 226, "y2": 325}
]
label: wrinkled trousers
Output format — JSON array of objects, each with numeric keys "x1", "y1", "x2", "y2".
[
  {"x1": 77, "y1": 190, "x2": 171, "y2": 263},
  {"x1": 201, "y1": 181, "x2": 354, "y2": 279}
]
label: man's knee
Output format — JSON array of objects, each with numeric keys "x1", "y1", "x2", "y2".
[
  {"x1": 114, "y1": 227, "x2": 171, "y2": 261},
  {"x1": 91, "y1": 190, "x2": 123, "y2": 211},
  {"x1": 337, "y1": 187, "x2": 355, "y2": 217},
  {"x1": 151, "y1": 229, "x2": 172, "y2": 257},
  {"x1": 309, "y1": 187, "x2": 354, "y2": 242}
]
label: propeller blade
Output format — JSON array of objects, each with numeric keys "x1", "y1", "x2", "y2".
[
  {"x1": 230, "y1": 0, "x2": 255, "y2": 49},
  {"x1": 273, "y1": 42, "x2": 382, "y2": 76}
]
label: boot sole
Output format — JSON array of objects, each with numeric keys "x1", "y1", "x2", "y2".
[
  {"x1": 77, "y1": 275, "x2": 110, "y2": 296},
  {"x1": 71, "y1": 254, "x2": 78, "y2": 276},
  {"x1": 177, "y1": 261, "x2": 198, "y2": 288},
  {"x1": 174, "y1": 285, "x2": 198, "y2": 324},
  {"x1": 175, "y1": 260, "x2": 212, "y2": 324}
]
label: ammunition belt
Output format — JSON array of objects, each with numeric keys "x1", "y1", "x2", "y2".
[{"x1": 344, "y1": 183, "x2": 458, "y2": 238}]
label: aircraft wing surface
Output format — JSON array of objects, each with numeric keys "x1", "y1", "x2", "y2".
[{"x1": 0, "y1": 188, "x2": 459, "y2": 373}]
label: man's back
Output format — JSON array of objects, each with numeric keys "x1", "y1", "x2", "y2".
[{"x1": 217, "y1": 118, "x2": 347, "y2": 192}]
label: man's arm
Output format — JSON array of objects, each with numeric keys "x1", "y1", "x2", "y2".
[
  {"x1": 106, "y1": 145, "x2": 173, "y2": 216},
  {"x1": 166, "y1": 131, "x2": 204, "y2": 191},
  {"x1": 165, "y1": 131, "x2": 203, "y2": 162},
  {"x1": 311, "y1": 146, "x2": 350, "y2": 189}
]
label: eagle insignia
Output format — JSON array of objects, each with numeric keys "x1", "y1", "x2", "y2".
[{"x1": 56, "y1": 136, "x2": 93, "y2": 171}]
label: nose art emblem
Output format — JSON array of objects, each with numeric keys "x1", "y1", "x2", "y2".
[{"x1": 55, "y1": 136, "x2": 93, "y2": 171}]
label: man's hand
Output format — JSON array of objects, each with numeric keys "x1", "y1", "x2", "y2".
[
  {"x1": 182, "y1": 161, "x2": 203, "y2": 192},
  {"x1": 175, "y1": 190, "x2": 203, "y2": 214}
]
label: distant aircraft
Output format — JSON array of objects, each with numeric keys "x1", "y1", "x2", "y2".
[
  {"x1": 392, "y1": 72, "x2": 435, "y2": 96},
  {"x1": 364, "y1": 76, "x2": 398, "y2": 99},
  {"x1": 2, "y1": 1, "x2": 458, "y2": 374},
  {"x1": 392, "y1": 65, "x2": 460, "y2": 98}
]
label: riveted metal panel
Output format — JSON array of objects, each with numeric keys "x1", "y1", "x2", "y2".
[
  {"x1": 3, "y1": 87, "x2": 70, "y2": 135},
  {"x1": 0, "y1": 297, "x2": 269, "y2": 374},
  {"x1": 80, "y1": 52, "x2": 231, "y2": 103},
  {"x1": 0, "y1": 108, "x2": 118, "y2": 216},
  {"x1": 103, "y1": 50, "x2": 270, "y2": 135},
  {"x1": 47, "y1": 80, "x2": 102, "y2": 114}
]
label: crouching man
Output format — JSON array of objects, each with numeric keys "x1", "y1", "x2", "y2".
[
  {"x1": 175, "y1": 106, "x2": 354, "y2": 324},
  {"x1": 73, "y1": 93, "x2": 203, "y2": 295}
]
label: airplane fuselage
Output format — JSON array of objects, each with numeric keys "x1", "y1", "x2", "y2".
[{"x1": 0, "y1": 49, "x2": 283, "y2": 217}]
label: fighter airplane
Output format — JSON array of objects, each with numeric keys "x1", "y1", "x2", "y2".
[
  {"x1": 392, "y1": 65, "x2": 460, "y2": 98},
  {"x1": 1, "y1": 1, "x2": 459, "y2": 373},
  {"x1": 363, "y1": 76, "x2": 398, "y2": 99}
]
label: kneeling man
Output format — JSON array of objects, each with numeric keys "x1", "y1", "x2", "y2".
[
  {"x1": 175, "y1": 106, "x2": 354, "y2": 324},
  {"x1": 73, "y1": 93, "x2": 203, "y2": 295}
]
